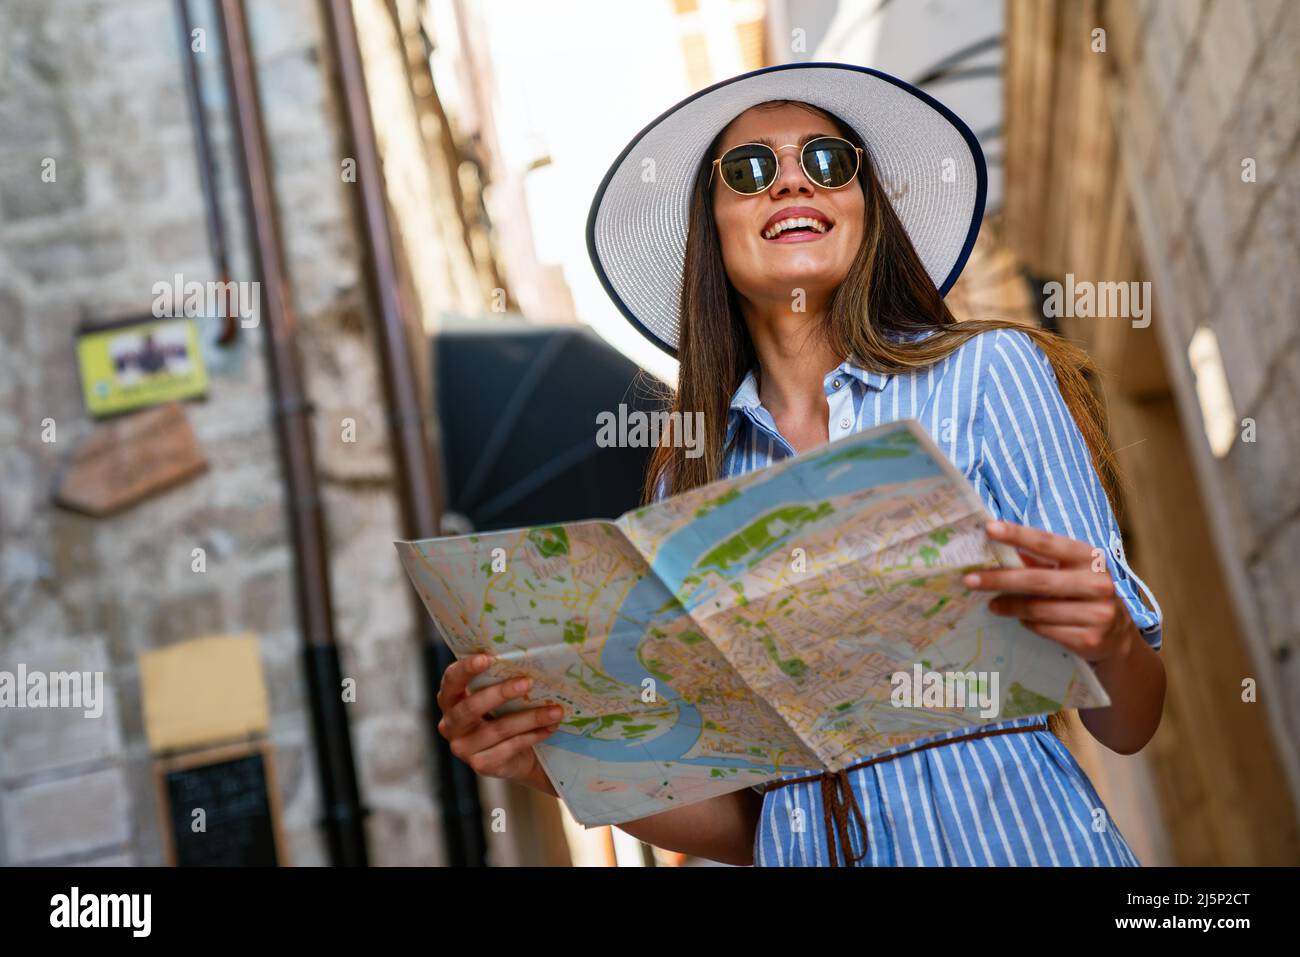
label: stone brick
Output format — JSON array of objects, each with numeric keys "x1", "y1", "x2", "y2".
[
  {"x1": 8, "y1": 227, "x2": 126, "y2": 283},
  {"x1": 351, "y1": 631, "x2": 425, "y2": 720},
  {"x1": 0, "y1": 635, "x2": 121, "y2": 781},
  {"x1": 239, "y1": 565, "x2": 294, "y2": 635},
  {"x1": 0, "y1": 447, "x2": 36, "y2": 535},
  {"x1": 1246, "y1": 509, "x2": 1300, "y2": 662},
  {"x1": 1182, "y1": 60, "x2": 1230, "y2": 163},
  {"x1": 1165, "y1": 95, "x2": 1207, "y2": 199},
  {"x1": 1246, "y1": 198, "x2": 1300, "y2": 332},
  {"x1": 1274, "y1": 140, "x2": 1300, "y2": 263},
  {"x1": 31, "y1": 331, "x2": 86, "y2": 431},
  {"x1": 1190, "y1": 169, "x2": 1233, "y2": 295},
  {"x1": 1142, "y1": 9, "x2": 1189, "y2": 111},
  {"x1": 356, "y1": 713, "x2": 426, "y2": 786},
  {"x1": 0, "y1": 286, "x2": 23, "y2": 353},
  {"x1": 258, "y1": 50, "x2": 328, "y2": 130},
  {"x1": 2, "y1": 765, "x2": 131, "y2": 863},
  {"x1": 1229, "y1": 352, "x2": 1300, "y2": 529},
  {"x1": 59, "y1": 598, "x2": 127, "y2": 665},
  {"x1": 146, "y1": 588, "x2": 225, "y2": 647},
  {"x1": 146, "y1": 219, "x2": 212, "y2": 265},
  {"x1": 363, "y1": 797, "x2": 439, "y2": 867},
  {"x1": 271, "y1": 738, "x2": 307, "y2": 814},
  {"x1": 92, "y1": 0, "x2": 178, "y2": 71},
  {"x1": 0, "y1": 157, "x2": 85, "y2": 220},
  {"x1": 284, "y1": 821, "x2": 328, "y2": 867},
  {"x1": 1212, "y1": 296, "x2": 1267, "y2": 417},
  {"x1": 48, "y1": 510, "x2": 101, "y2": 580},
  {"x1": 109, "y1": 666, "x2": 147, "y2": 744},
  {"x1": 179, "y1": 500, "x2": 288, "y2": 558},
  {"x1": 246, "y1": 0, "x2": 323, "y2": 61},
  {"x1": 111, "y1": 149, "x2": 167, "y2": 204},
  {"x1": 260, "y1": 629, "x2": 307, "y2": 718},
  {"x1": 1254, "y1": 6, "x2": 1300, "y2": 172},
  {"x1": 1138, "y1": 152, "x2": 1191, "y2": 271},
  {"x1": 118, "y1": 751, "x2": 165, "y2": 865},
  {"x1": 1200, "y1": 0, "x2": 1264, "y2": 107},
  {"x1": 1246, "y1": 0, "x2": 1288, "y2": 36},
  {"x1": 1153, "y1": 231, "x2": 1209, "y2": 344},
  {"x1": 1168, "y1": 0, "x2": 1207, "y2": 41}
]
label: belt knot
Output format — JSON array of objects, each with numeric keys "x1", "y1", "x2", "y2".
[{"x1": 820, "y1": 767, "x2": 868, "y2": 867}]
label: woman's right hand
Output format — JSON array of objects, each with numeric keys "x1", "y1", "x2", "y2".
[{"x1": 435, "y1": 654, "x2": 563, "y2": 793}]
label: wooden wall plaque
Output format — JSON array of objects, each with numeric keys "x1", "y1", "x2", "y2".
[{"x1": 53, "y1": 403, "x2": 208, "y2": 516}]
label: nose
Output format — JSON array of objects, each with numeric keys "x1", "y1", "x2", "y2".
[{"x1": 768, "y1": 145, "x2": 813, "y2": 197}]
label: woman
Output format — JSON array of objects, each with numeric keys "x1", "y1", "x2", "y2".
[{"x1": 436, "y1": 64, "x2": 1165, "y2": 866}]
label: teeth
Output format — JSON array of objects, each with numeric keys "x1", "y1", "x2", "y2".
[{"x1": 763, "y1": 216, "x2": 829, "y2": 239}]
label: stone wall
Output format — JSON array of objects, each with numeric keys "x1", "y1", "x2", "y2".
[
  {"x1": 0, "y1": 0, "x2": 465, "y2": 865},
  {"x1": 1102, "y1": 0, "x2": 1300, "y2": 784}
]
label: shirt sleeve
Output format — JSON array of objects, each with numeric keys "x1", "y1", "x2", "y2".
[{"x1": 975, "y1": 329, "x2": 1163, "y2": 650}]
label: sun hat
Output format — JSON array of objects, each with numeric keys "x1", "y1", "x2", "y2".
[{"x1": 586, "y1": 61, "x2": 987, "y2": 358}]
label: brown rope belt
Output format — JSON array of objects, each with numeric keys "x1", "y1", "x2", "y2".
[{"x1": 759, "y1": 721, "x2": 1050, "y2": 867}]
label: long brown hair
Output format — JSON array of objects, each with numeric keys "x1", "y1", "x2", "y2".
[{"x1": 642, "y1": 100, "x2": 1118, "y2": 742}]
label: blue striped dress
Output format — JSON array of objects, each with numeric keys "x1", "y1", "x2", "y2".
[{"x1": 712, "y1": 328, "x2": 1162, "y2": 866}]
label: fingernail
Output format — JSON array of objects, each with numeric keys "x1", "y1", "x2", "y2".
[
  {"x1": 964, "y1": 573, "x2": 980, "y2": 588},
  {"x1": 987, "y1": 521, "x2": 1005, "y2": 534},
  {"x1": 548, "y1": 707, "x2": 563, "y2": 720},
  {"x1": 474, "y1": 654, "x2": 490, "y2": 669},
  {"x1": 513, "y1": 679, "x2": 529, "y2": 693}
]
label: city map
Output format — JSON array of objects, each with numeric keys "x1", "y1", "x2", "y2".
[{"x1": 395, "y1": 420, "x2": 1108, "y2": 826}]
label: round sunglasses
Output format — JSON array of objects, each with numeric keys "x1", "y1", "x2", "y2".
[{"x1": 708, "y1": 136, "x2": 864, "y2": 195}]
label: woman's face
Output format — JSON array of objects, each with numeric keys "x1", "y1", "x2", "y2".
[{"x1": 710, "y1": 103, "x2": 865, "y2": 313}]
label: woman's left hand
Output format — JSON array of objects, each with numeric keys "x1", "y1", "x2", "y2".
[{"x1": 962, "y1": 520, "x2": 1137, "y2": 665}]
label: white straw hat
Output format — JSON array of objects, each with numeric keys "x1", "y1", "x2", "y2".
[{"x1": 586, "y1": 62, "x2": 987, "y2": 358}]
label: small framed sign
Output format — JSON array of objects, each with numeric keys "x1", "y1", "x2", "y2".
[
  {"x1": 75, "y1": 314, "x2": 208, "y2": 418},
  {"x1": 153, "y1": 739, "x2": 288, "y2": 867}
]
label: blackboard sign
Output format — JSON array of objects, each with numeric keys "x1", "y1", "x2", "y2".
[{"x1": 154, "y1": 741, "x2": 286, "y2": 866}]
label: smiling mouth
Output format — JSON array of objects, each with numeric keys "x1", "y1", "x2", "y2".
[{"x1": 762, "y1": 217, "x2": 833, "y2": 242}]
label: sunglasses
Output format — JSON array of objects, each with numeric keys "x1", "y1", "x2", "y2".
[{"x1": 708, "y1": 136, "x2": 864, "y2": 195}]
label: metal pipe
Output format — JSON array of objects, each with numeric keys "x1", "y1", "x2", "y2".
[
  {"x1": 214, "y1": 0, "x2": 369, "y2": 867},
  {"x1": 319, "y1": 0, "x2": 488, "y2": 866},
  {"x1": 173, "y1": 0, "x2": 239, "y2": 346}
]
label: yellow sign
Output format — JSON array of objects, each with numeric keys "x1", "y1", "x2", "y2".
[{"x1": 76, "y1": 316, "x2": 208, "y2": 417}]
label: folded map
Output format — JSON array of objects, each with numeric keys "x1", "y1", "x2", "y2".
[{"x1": 395, "y1": 419, "x2": 1108, "y2": 826}]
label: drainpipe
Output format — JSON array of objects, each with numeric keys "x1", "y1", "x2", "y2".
[
  {"x1": 319, "y1": 0, "x2": 488, "y2": 866},
  {"x1": 214, "y1": 0, "x2": 369, "y2": 866},
  {"x1": 173, "y1": 0, "x2": 239, "y2": 347}
]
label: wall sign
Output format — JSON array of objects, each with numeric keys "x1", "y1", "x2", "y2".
[
  {"x1": 153, "y1": 740, "x2": 287, "y2": 867},
  {"x1": 52, "y1": 403, "x2": 207, "y2": 516},
  {"x1": 75, "y1": 314, "x2": 208, "y2": 418}
]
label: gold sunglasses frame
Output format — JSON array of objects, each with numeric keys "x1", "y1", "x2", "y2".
[{"x1": 708, "y1": 136, "x2": 864, "y2": 194}]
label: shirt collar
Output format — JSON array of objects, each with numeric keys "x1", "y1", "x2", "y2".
[
  {"x1": 728, "y1": 358, "x2": 890, "y2": 412},
  {"x1": 726, "y1": 358, "x2": 891, "y2": 447}
]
